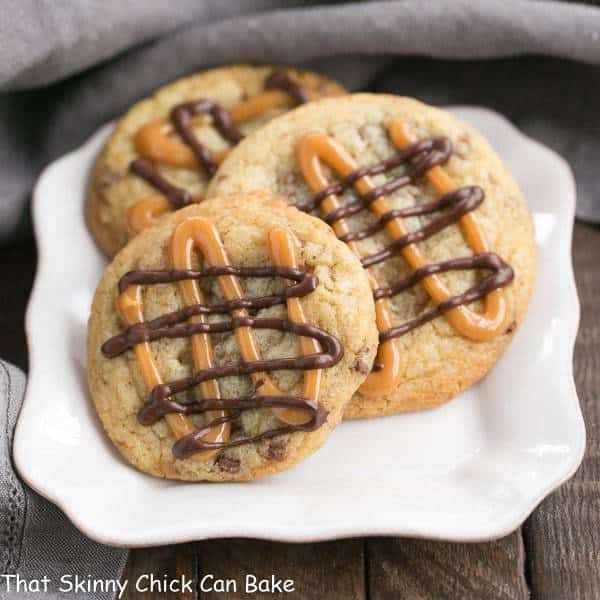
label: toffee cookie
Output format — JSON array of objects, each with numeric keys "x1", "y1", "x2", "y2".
[
  {"x1": 87, "y1": 192, "x2": 377, "y2": 481},
  {"x1": 86, "y1": 65, "x2": 345, "y2": 257},
  {"x1": 208, "y1": 94, "x2": 536, "y2": 418}
]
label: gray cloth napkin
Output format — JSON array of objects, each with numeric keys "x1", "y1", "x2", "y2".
[
  {"x1": 1, "y1": 0, "x2": 600, "y2": 245},
  {"x1": 0, "y1": 361, "x2": 128, "y2": 599},
  {"x1": 1, "y1": 1, "x2": 600, "y2": 599}
]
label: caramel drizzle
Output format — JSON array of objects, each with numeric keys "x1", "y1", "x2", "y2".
[
  {"x1": 296, "y1": 120, "x2": 513, "y2": 397},
  {"x1": 102, "y1": 218, "x2": 342, "y2": 460},
  {"x1": 126, "y1": 71, "x2": 310, "y2": 234}
]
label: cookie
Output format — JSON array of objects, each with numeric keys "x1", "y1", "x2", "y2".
[
  {"x1": 87, "y1": 192, "x2": 377, "y2": 481},
  {"x1": 87, "y1": 64, "x2": 346, "y2": 257},
  {"x1": 207, "y1": 94, "x2": 536, "y2": 418}
]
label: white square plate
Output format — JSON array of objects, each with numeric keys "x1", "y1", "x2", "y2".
[{"x1": 14, "y1": 107, "x2": 585, "y2": 547}]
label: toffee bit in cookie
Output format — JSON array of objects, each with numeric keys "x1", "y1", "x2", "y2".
[
  {"x1": 266, "y1": 438, "x2": 288, "y2": 462},
  {"x1": 352, "y1": 356, "x2": 371, "y2": 375},
  {"x1": 160, "y1": 460, "x2": 180, "y2": 478},
  {"x1": 98, "y1": 168, "x2": 120, "y2": 189},
  {"x1": 215, "y1": 454, "x2": 241, "y2": 473}
]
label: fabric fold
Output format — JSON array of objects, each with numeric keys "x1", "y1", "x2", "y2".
[{"x1": 1, "y1": 0, "x2": 600, "y2": 244}]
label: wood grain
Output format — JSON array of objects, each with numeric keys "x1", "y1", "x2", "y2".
[
  {"x1": 196, "y1": 539, "x2": 364, "y2": 599},
  {"x1": 123, "y1": 544, "x2": 197, "y2": 600},
  {"x1": 523, "y1": 223, "x2": 600, "y2": 599},
  {"x1": 366, "y1": 532, "x2": 528, "y2": 599}
]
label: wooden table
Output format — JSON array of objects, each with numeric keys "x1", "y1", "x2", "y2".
[{"x1": 3, "y1": 222, "x2": 598, "y2": 599}]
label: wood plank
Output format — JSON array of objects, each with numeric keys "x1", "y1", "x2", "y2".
[
  {"x1": 123, "y1": 544, "x2": 197, "y2": 600},
  {"x1": 0, "y1": 241, "x2": 36, "y2": 369},
  {"x1": 523, "y1": 223, "x2": 600, "y2": 598},
  {"x1": 367, "y1": 532, "x2": 528, "y2": 599},
  {"x1": 197, "y1": 539, "x2": 365, "y2": 599}
]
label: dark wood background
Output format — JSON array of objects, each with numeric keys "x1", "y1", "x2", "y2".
[{"x1": 2, "y1": 221, "x2": 599, "y2": 598}]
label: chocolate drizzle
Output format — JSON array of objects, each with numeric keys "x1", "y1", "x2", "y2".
[
  {"x1": 264, "y1": 70, "x2": 310, "y2": 104},
  {"x1": 131, "y1": 70, "x2": 310, "y2": 205},
  {"x1": 359, "y1": 187, "x2": 484, "y2": 268},
  {"x1": 297, "y1": 137, "x2": 452, "y2": 216},
  {"x1": 171, "y1": 396, "x2": 327, "y2": 459},
  {"x1": 171, "y1": 99, "x2": 244, "y2": 177},
  {"x1": 301, "y1": 135, "x2": 514, "y2": 343},
  {"x1": 116, "y1": 264, "x2": 316, "y2": 295},
  {"x1": 130, "y1": 158, "x2": 192, "y2": 208},
  {"x1": 102, "y1": 264, "x2": 343, "y2": 459},
  {"x1": 377, "y1": 253, "x2": 513, "y2": 341}
]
